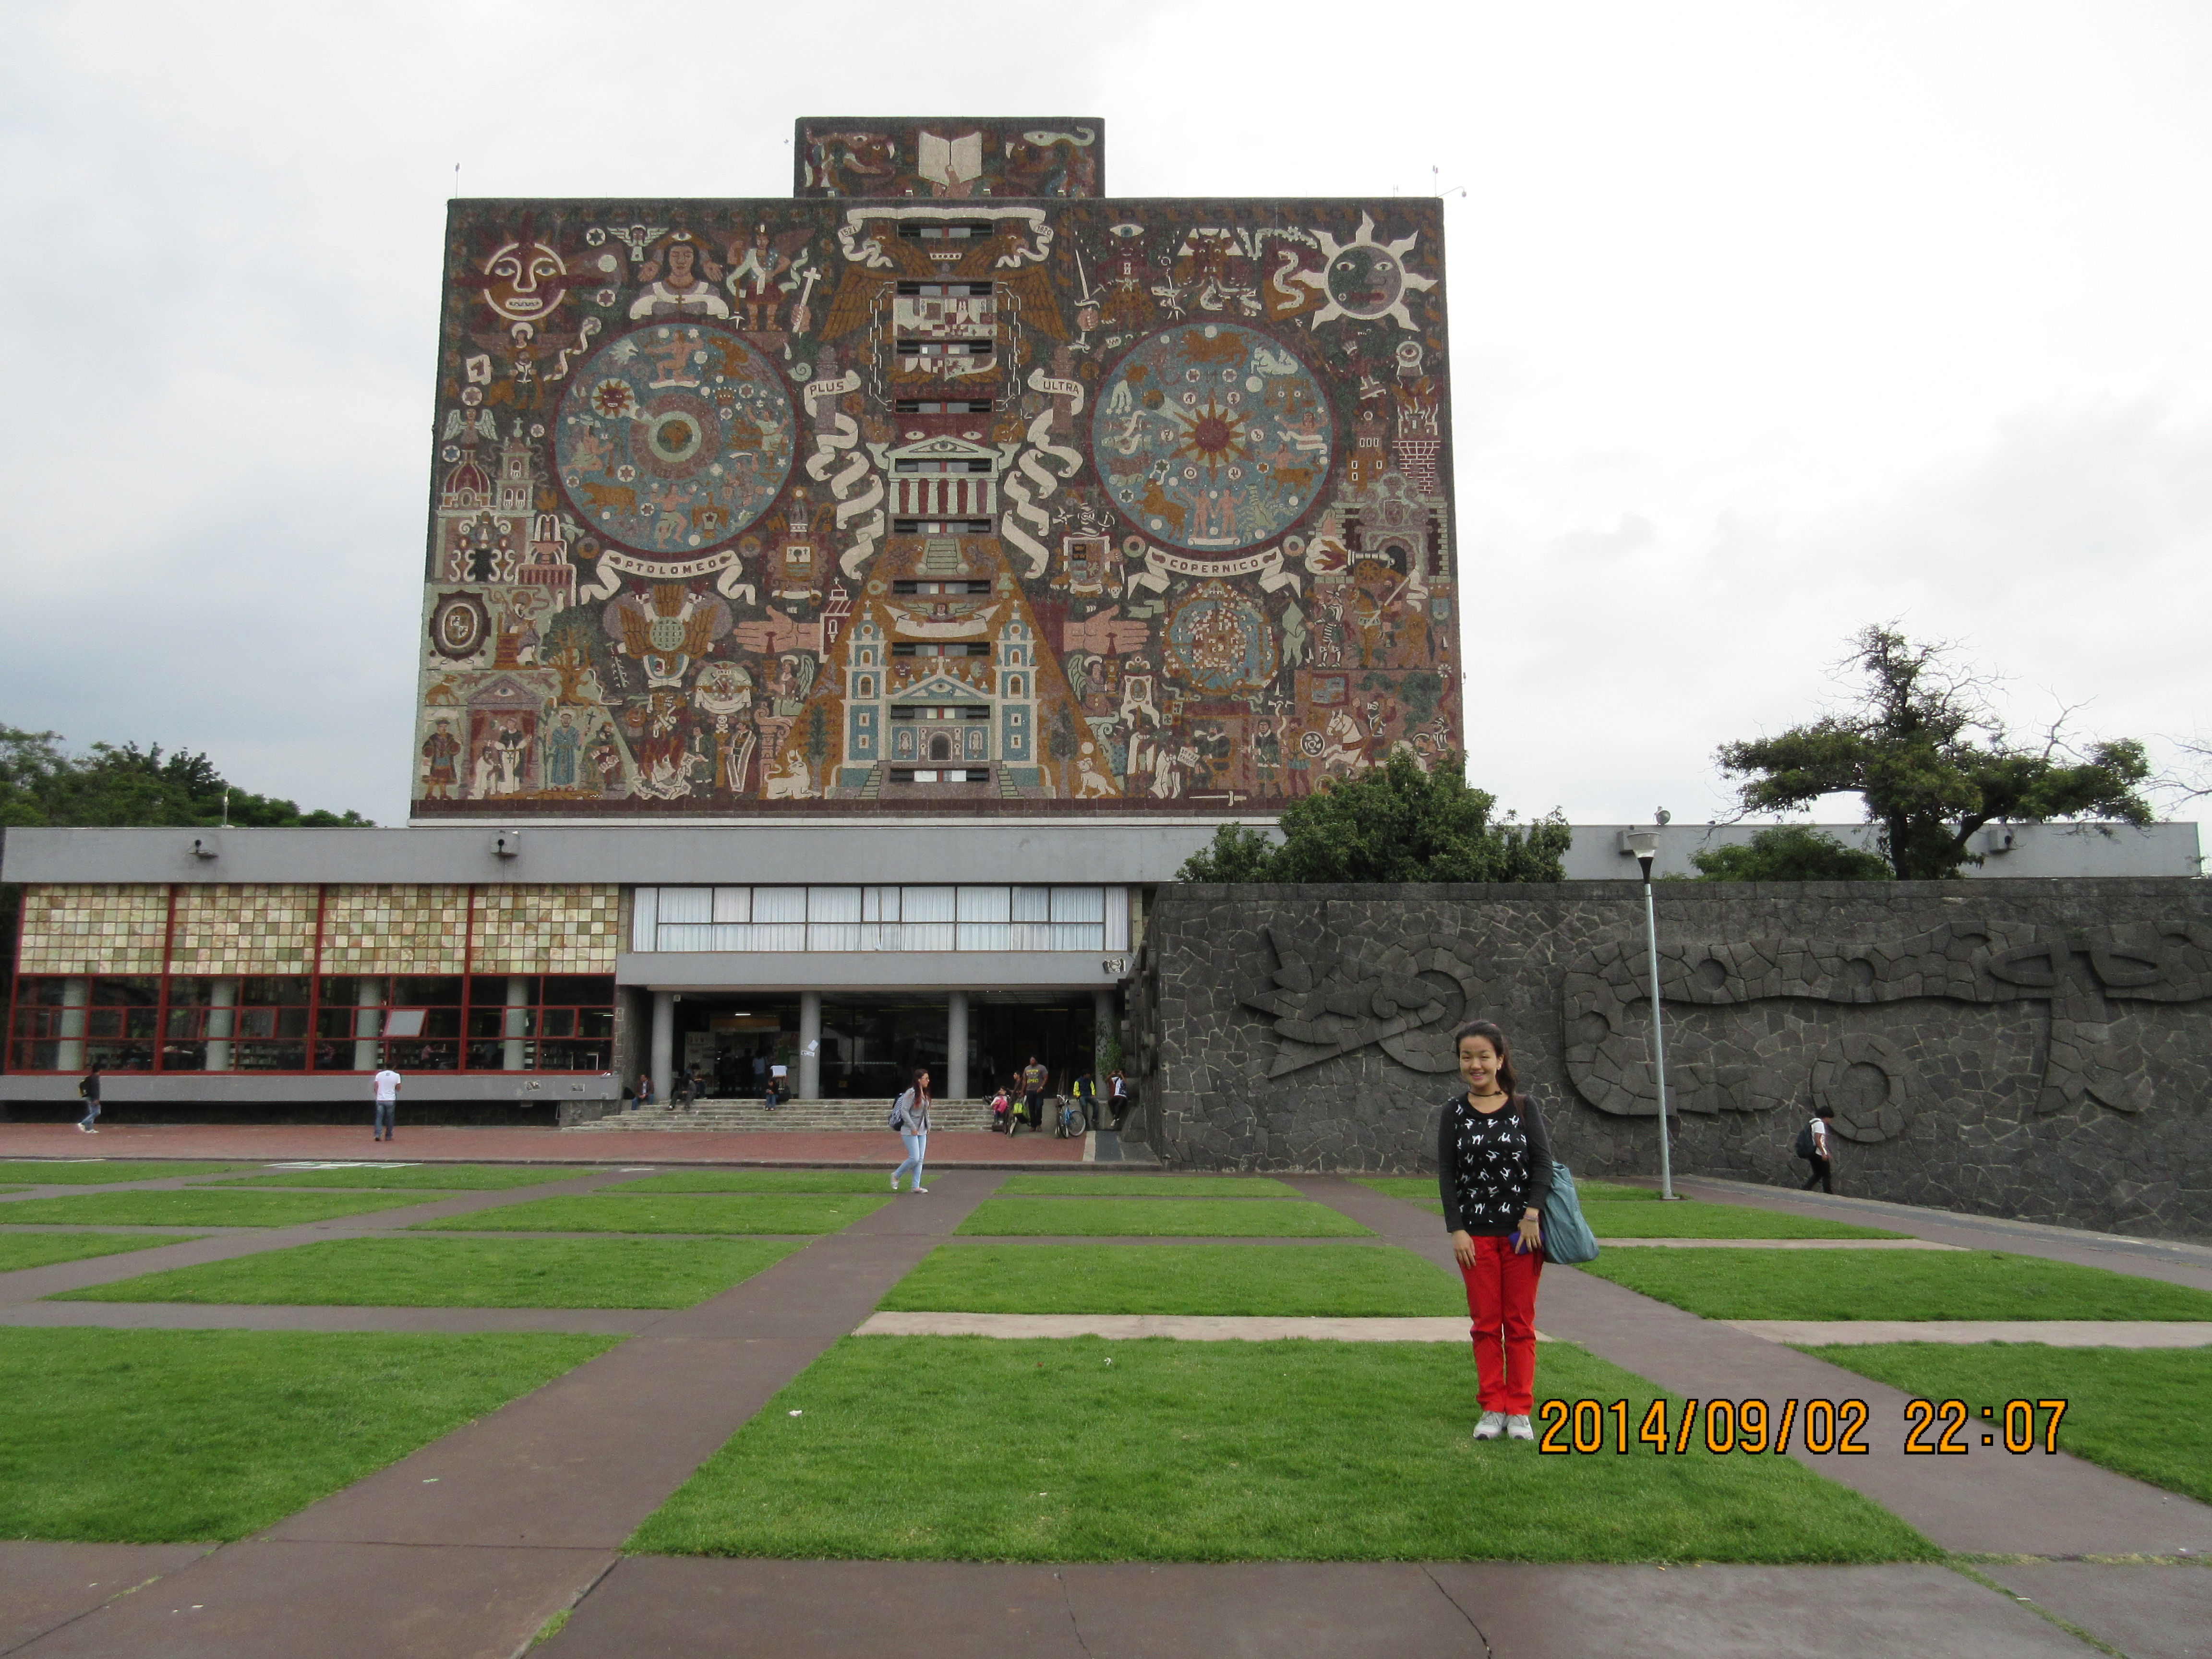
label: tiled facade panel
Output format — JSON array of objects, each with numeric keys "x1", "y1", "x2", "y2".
[
  {"x1": 167, "y1": 885, "x2": 319, "y2": 975},
  {"x1": 412, "y1": 146, "x2": 1458, "y2": 817},
  {"x1": 14, "y1": 885, "x2": 168, "y2": 976},
  {"x1": 469, "y1": 885, "x2": 621, "y2": 974},
  {"x1": 320, "y1": 884, "x2": 470, "y2": 973}
]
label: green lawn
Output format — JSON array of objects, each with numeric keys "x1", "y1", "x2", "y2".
[
  {"x1": 51, "y1": 1236, "x2": 806, "y2": 1310},
  {"x1": 215, "y1": 1164, "x2": 598, "y2": 1190},
  {"x1": 957, "y1": 1198, "x2": 1371, "y2": 1238},
  {"x1": 413, "y1": 1194, "x2": 890, "y2": 1236},
  {"x1": 1578, "y1": 1202, "x2": 1906, "y2": 1240},
  {"x1": 631, "y1": 1335, "x2": 1936, "y2": 1563},
  {"x1": 607, "y1": 1170, "x2": 899, "y2": 1195},
  {"x1": 0, "y1": 1327, "x2": 614, "y2": 1542},
  {"x1": 1355, "y1": 1176, "x2": 1658, "y2": 1206},
  {"x1": 0, "y1": 1191, "x2": 444, "y2": 1229},
  {"x1": 0, "y1": 1162, "x2": 252, "y2": 1185},
  {"x1": 1581, "y1": 1250, "x2": 2212, "y2": 1322},
  {"x1": 0, "y1": 1234, "x2": 213, "y2": 1274},
  {"x1": 998, "y1": 1175, "x2": 1304, "y2": 1198},
  {"x1": 883, "y1": 1245, "x2": 1464, "y2": 1317},
  {"x1": 1803, "y1": 1342, "x2": 2212, "y2": 1506}
]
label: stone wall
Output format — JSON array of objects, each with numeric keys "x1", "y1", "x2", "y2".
[{"x1": 1125, "y1": 879, "x2": 2212, "y2": 1241}]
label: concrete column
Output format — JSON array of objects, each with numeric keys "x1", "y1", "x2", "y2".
[
  {"x1": 56, "y1": 978, "x2": 89, "y2": 1071},
  {"x1": 650, "y1": 991, "x2": 674, "y2": 1103},
  {"x1": 204, "y1": 978, "x2": 237, "y2": 1071},
  {"x1": 946, "y1": 990, "x2": 969, "y2": 1101},
  {"x1": 798, "y1": 990, "x2": 821, "y2": 1100},
  {"x1": 1094, "y1": 986, "x2": 1116, "y2": 1084},
  {"x1": 503, "y1": 974, "x2": 531, "y2": 1070},
  {"x1": 351, "y1": 978, "x2": 383, "y2": 1071}
]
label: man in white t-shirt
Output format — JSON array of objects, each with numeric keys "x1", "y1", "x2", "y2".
[
  {"x1": 1801, "y1": 1105, "x2": 1835, "y2": 1194},
  {"x1": 372, "y1": 1066, "x2": 402, "y2": 1142}
]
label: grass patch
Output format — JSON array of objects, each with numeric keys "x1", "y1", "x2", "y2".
[
  {"x1": 0, "y1": 1162, "x2": 252, "y2": 1185},
  {"x1": 998, "y1": 1175, "x2": 1303, "y2": 1198},
  {"x1": 957, "y1": 1198, "x2": 1370, "y2": 1238},
  {"x1": 1579, "y1": 1202, "x2": 1905, "y2": 1240},
  {"x1": 883, "y1": 1244, "x2": 1462, "y2": 1316},
  {"x1": 607, "y1": 1170, "x2": 898, "y2": 1195},
  {"x1": 0, "y1": 1234, "x2": 214, "y2": 1274},
  {"x1": 51, "y1": 1236, "x2": 806, "y2": 1310},
  {"x1": 631, "y1": 1335, "x2": 1936, "y2": 1563},
  {"x1": 0, "y1": 1327, "x2": 613, "y2": 1542},
  {"x1": 0, "y1": 1191, "x2": 442, "y2": 1229},
  {"x1": 1802, "y1": 1342, "x2": 2212, "y2": 1507},
  {"x1": 413, "y1": 1194, "x2": 890, "y2": 1236},
  {"x1": 215, "y1": 1164, "x2": 598, "y2": 1191},
  {"x1": 1580, "y1": 1250, "x2": 2212, "y2": 1322}
]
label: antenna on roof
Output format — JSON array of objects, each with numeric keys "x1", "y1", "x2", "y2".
[
  {"x1": 454, "y1": 162, "x2": 461, "y2": 197},
  {"x1": 222, "y1": 789, "x2": 231, "y2": 829}
]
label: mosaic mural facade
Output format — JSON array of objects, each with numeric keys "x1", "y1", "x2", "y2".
[{"x1": 412, "y1": 124, "x2": 1458, "y2": 816}]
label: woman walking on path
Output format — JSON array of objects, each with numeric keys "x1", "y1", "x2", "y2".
[
  {"x1": 1440, "y1": 1019, "x2": 1552, "y2": 1443},
  {"x1": 891, "y1": 1069, "x2": 931, "y2": 1193}
]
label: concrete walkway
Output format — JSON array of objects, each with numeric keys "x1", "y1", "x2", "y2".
[
  {"x1": 1291, "y1": 1175, "x2": 2212, "y2": 1560},
  {"x1": 0, "y1": 1122, "x2": 1085, "y2": 1166},
  {"x1": 854, "y1": 1311, "x2": 1539, "y2": 1342},
  {"x1": 1728, "y1": 1317, "x2": 2212, "y2": 1347},
  {"x1": 1602, "y1": 1236, "x2": 1963, "y2": 1249}
]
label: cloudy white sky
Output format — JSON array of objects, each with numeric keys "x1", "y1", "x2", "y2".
[{"x1": 3, "y1": 0, "x2": 2208, "y2": 832}]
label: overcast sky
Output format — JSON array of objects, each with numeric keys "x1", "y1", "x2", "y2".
[{"x1": 3, "y1": 0, "x2": 2208, "y2": 834}]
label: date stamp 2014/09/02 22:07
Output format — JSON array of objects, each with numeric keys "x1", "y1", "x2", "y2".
[{"x1": 1533, "y1": 1399, "x2": 2070, "y2": 1457}]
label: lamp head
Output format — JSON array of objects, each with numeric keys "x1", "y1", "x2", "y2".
[{"x1": 1623, "y1": 828, "x2": 1660, "y2": 860}]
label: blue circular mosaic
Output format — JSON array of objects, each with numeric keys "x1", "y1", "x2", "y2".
[
  {"x1": 1092, "y1": 322, "x2": 1333, "y2": 553},
  {"x1": 553, "y1": 322, "x2": 796, "y2": 557}
]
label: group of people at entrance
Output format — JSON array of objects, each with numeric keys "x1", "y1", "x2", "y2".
[{"x1": 986, "y1": 1058, "x2": 1130, "y2": 1137}]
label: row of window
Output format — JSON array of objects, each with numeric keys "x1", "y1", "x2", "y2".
[
  {"x1": 892, "y1": 517, "x2": 996, "y2": 536},
  {"x1": 632, "y1": 886, "x2": 1127, "y2": 955},
  {"x1": 895, "y1": 399, "x2": 995, "y2": 414},
  {"x1": 5, "y1": 974, "x2": 615, "y2": 1075}
]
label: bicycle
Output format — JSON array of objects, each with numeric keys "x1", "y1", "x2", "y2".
[{"x1": 1055, "y1": 1094, "x2": 1088, "y2": 1139}]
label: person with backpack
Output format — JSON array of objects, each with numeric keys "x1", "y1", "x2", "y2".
[
  {"x1": 1797, "y1": 1105, "x2": 1837, "y2": 1194},
  {"x1": 1107, "y1": 1069, "x2": 1130, "y2": 1129},
  {"x1": 890, "y1": 1068, "x2": 931, "y2": 1193},
  {"x1": 1072, "y1": 1072, "x2": 1099, "y2": 1130},
  {"x1": 76, "y1": 1063, "x2": 102, "y2": 1134},
  {"x1": 1439, "y1": 1019, "x2": 1552, "y2": 1445}
]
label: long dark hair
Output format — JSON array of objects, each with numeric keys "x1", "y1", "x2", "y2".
[
  {"x1": 912, "y1": 1068, "x2": 931, "y2": 1102},
  {"x1": 1453, "y1": 1020, "x2": 1520, "y2": 1099}
]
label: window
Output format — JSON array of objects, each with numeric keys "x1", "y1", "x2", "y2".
[
  {"x1": 892, "y1": 579, "x2": 994, "y2": 596},
  {"x1": 896, "y1": 281, "x2": 995, "y2": 297},
  {"x1": 892, "y1": 641, "x2": 992, "y2": 658},
  {"x1": 895, "y1": 399, "x2": 995, "y2": 415},
  {"x1": 888, "y1": 768, "x2": 992, "y2": 784},
  {"x1": 7, "y1": 977, "x2": 160, "y2": 1073},
  {"x1": 894, "y1": 458, "x2": 994, "y2": 475},
  {"x1": 631, "y1": 887, "x2": 1114, "y2": 953},
  {"x1": 891, "y1": 518, "x2": 994, "y2": 536},
  {"x1": 898, "y1": 221, "x2": 993, "y2": 242},
  {"x1": 889, "y1": 705, "x2": 990, "y2": 721}
]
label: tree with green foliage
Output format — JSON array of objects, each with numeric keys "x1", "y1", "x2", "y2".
[
  {"x1": 1, "y1": 725, "x2": 371, "y2": 995},
  {"x1": 1715, "y1": 626, "x2": 2152, "y2": 880},
  {"x1": 1686, "y1": 825, "x2": 1894, "y2": 882},
  {"x1": 1176, "y1": 751, "x2": 1570, "y2": 884}
]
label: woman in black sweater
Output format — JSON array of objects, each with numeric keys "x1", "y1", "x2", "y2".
[{"x1": 1438, "y1": 1019, "x2": 1552, "y2": 1442}]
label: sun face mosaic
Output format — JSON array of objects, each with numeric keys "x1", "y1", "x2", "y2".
[{"x1": 413, "y1": 119, "x2": 1458, "y2": 815}]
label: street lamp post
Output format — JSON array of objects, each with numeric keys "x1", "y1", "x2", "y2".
[{"x1": 1622, "y1": 827, "x2": 1676, "y2": 1200}]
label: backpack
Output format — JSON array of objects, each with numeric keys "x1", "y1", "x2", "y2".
[
  {"x1": 76, "y1": 1078, "x2": 88, "y2": 1099},
  {"x1": 890, "y1": 1088, "x2": 915, "y2": 1131},
  {"x1": 1793, "y1": 1121, "x2": 1817, "y2": 1160}
]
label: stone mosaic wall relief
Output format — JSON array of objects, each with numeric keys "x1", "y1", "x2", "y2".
[
  {"x1": 1130, "y1": 883, "x2": 2212, "y2": 1240},
  {"x1": 166, "y1": 885, "x2": 319, "y2": 975},
  {"x1": 319, "y1": 885, "x2": 470, "y2": 974},
  {"x1": 468, "y1": 885, "x2": 621, "y2": 974},
  {"x1": 14, "y1": 885, "x2": 169, "y2": 977},
  {"x1": 412, "y1": 180, "x2": 1457, "y2": 815},
  {"x1": 795, "y1": 119, "x2": 1104, "y2": 200}
]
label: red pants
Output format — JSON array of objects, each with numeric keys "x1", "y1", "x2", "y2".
[{"x1": 1460, "y1": 1234, "x2": 1543, "y2": 1415}]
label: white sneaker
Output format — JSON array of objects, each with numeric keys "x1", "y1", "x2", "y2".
[
  {"x1": 889, "y1": 1176, "x2": 900, "y2": 1191},
  {"x1": 1506, "y1": 1415, "x2": 1536, "y2": 1442},
  {"x1": 913, "y1": 1186, "x2": 927, "y2": 1194},
  {"x1": 1472, "y1": 1412, "x2": 1505, "y2": 1441}
]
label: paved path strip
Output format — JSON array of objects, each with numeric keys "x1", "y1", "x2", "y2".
[
  {"x1": 0, "y1": 1123, "x2": 1082, "y2": 1167},
  {"x1": 1600, "y1": 1236, "x2": 1963, "y2": 1249},
  {"x1": 1729, "y1": 1318, "x2": 2212, "y2": 1347},
  {"x1": 1291, "y1": 1175, "x2": 2212, "y2": 1559},
  {"x1": 11, "y1": 1174, "x2": 995, "y2": 1659},
  {"x1": 0, "y1": 1303, "x2": 668, "y2": 1336},
  {"x1": 1668, "y1": 1175, "x2": 2212, "y2": 1289},
  {"x1": 855, "y1": 1311, "x2": 1548, "y2": 1342},
  {"x1": 536, "y1": 1557, "x2": 2105, "y2": 1659}
]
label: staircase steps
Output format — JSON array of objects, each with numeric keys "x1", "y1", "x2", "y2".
[{"x1": 566, "y1": 1097, "x2": 1010, "y2": 1133}]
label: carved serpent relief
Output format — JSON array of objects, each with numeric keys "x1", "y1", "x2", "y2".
[
  {"x1": 1241, "y1": 926, "x2": 1477, "y2": 1077},
  {"x1": 1565, "y1": 919, "x2": 2212, "y2": 1142}
]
